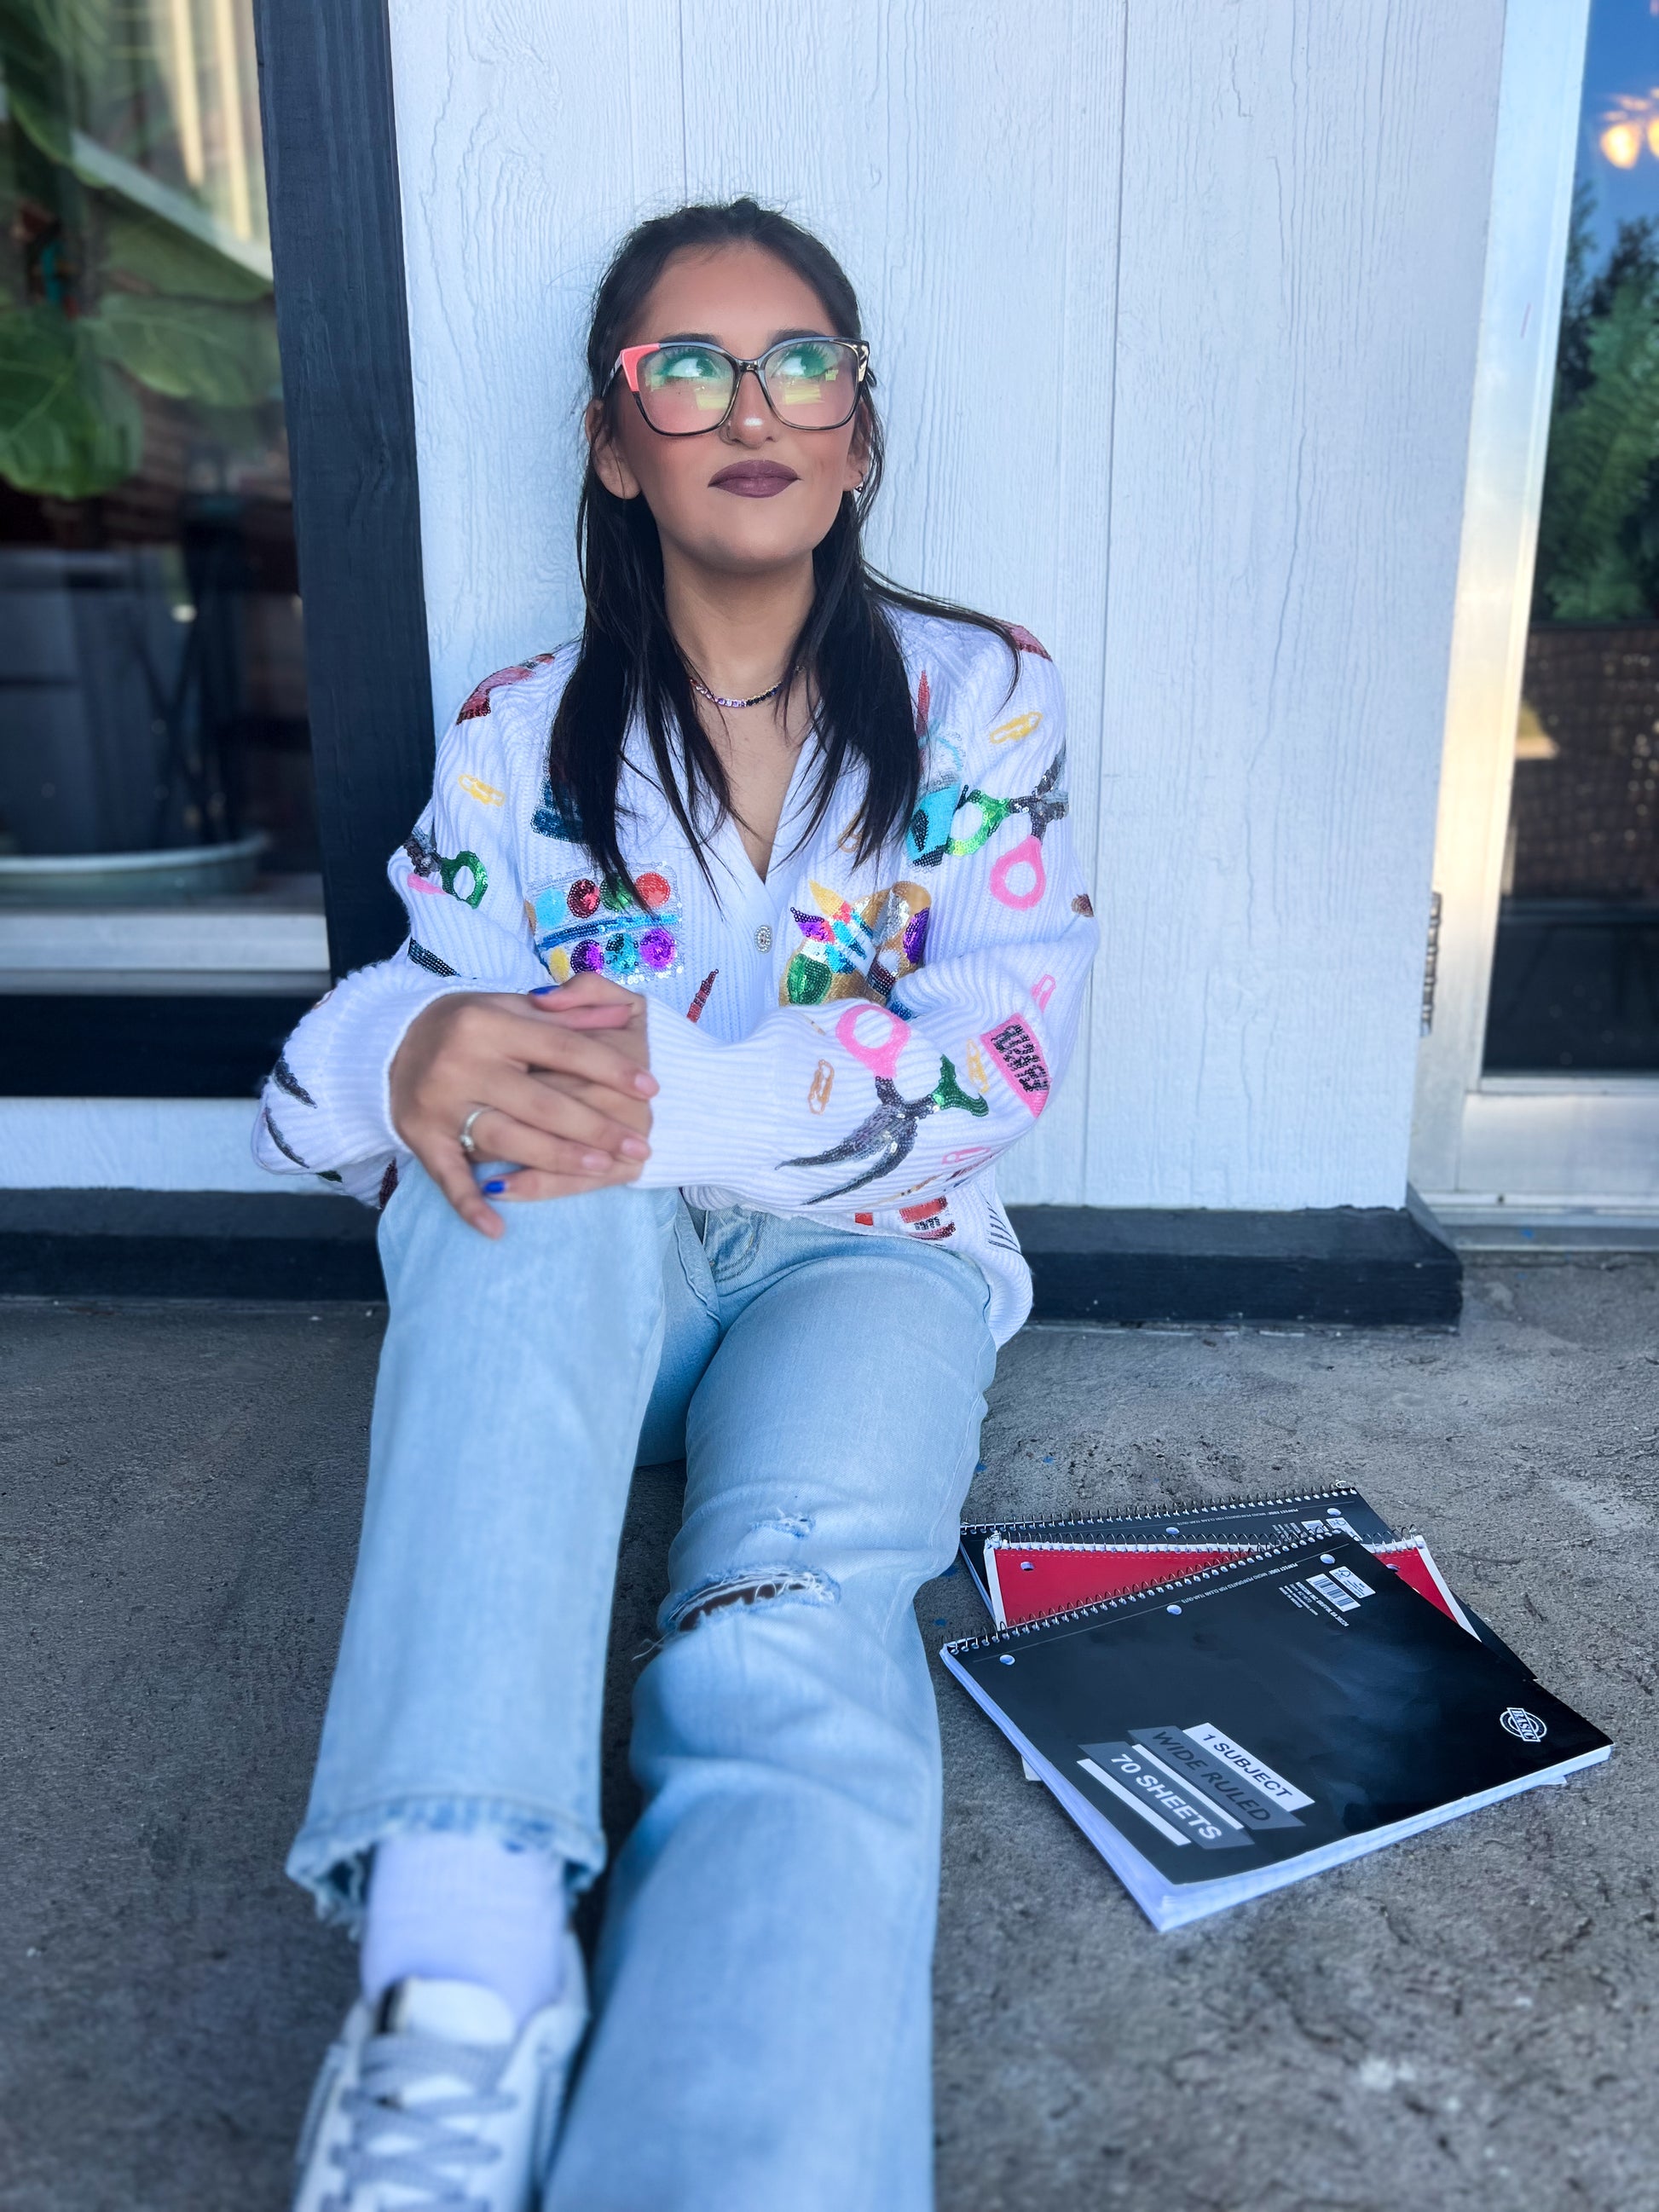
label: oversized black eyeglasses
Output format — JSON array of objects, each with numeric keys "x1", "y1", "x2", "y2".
[{"x1": 610, "y1": 336, "x2": 870, "y2": 436}]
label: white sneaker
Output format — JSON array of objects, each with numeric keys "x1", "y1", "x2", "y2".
[{"x1": 292, "y1": 1938, "x2": 587, "y2": 2210}]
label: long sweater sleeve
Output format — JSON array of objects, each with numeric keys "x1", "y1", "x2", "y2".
[
  {"x1": 637, "y1": 644, "x2": 1095, "y2": 1225},
  {"x1": 251, "y1": 687, "x2": 549, "y2": 1198}
]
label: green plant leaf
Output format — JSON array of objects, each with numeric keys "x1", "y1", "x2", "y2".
[
  {"x1": 0, "y1": 0, "x2": 110, "y2": 69},
  {"x1": 1535, "y1": 272, "x2": 1659, "y2": 621},
  {"x1": 87, "y1": 291, "x2": 280, "y2": 407},
  {"x1": 1551, "y1": 543, "x2": 1650, "y2": 623},
  {"x1": 101, "y1": 205, "x2": 272, "y2": 303},
  {"x1": 0, "y1": 303, "x2": 142, "y2": 496},
  {"x1": 0, "y1": 0, "x2": 76, "y2": 163}
]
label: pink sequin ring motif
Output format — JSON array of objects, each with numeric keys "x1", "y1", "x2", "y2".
[{"x1": 528, "y1": 864, "x2": 682, "y2": 985}]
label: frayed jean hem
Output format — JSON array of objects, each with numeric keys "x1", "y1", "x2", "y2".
[{"x1": 286, "y1": 1794, "x2": 607, "y2": 1937}]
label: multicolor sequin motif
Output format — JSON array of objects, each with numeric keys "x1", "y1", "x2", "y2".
[
  {"x1": 529, "y1": 864, "x2": 683, "y2": 985},
  {"x1": 404, "y1": 830, "x2": 487, "y2": 909},
  {"x1": 908, "y1": 661, "x2": 1069, "y2": 906},
  {"x1": 852, "y1": 1195, "x2": 958, "y2": 1243},
  {"x1": 779, "y1": 878, "x2": 930, "y2": 1013},
  {"x1": 456, "y1": 652, "x2": 556, "y2": 720},
  {"x1": 783, "y1": 1006, "x2": 989, "y2": 1202},
  {"x1": 907, "y1": 744, "x2": 1068, "y2": 878}
]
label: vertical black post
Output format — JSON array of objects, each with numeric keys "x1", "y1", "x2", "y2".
[{"x1": 251, "y1": 0, "x2": 432, "y2": 977}]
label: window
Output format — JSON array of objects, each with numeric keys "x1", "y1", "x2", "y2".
[
  {"x1": 1487, "y1": 0, "x2": 1659, "y2": 1073},
  {"x1": 0, "y1": 0, "x2": 327, "y2": 1095}
]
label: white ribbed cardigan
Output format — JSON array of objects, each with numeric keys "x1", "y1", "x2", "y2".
[{"x1": 253, "y1": 608, "x2": 1098, "y2": 1343}]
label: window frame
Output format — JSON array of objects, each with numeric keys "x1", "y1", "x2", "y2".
[
  {"x1": 1408, "y1": 0, "x2": 1659, "y2": 1230},
  {"x1": 252, "y1": 0, "x2": 436, "y2": 979}
]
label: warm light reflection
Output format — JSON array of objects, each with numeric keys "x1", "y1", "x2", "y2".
[
  {"x1": 1597, "y1": 86, "x2": 1659, "y2": 171},
  {"x1": 1602, "y1": 119, "x2": 1643, "y2": 168},
  {"x1": 162, "y1": 0, "x2": 205, "y2": 184},
  {"x1": 142, "y1": 0, "x2": 266, "y2": 244},
  {"x1": 1515, "y1": 699, "x2": 1559, "y2": 764}
]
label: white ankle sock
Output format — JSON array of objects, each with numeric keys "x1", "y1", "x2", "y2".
[{"x1": 361, "y1": 1832, "x2": 569, "y2": 2030}]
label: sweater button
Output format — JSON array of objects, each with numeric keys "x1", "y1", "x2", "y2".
[{"x1": 754, "y1": 924, "x2": 773, "y2": 951}]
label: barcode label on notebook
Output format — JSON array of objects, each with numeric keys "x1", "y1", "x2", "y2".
[{"x1": 1307, "y1": 1573, "x2": 1361, "y2": 1612}]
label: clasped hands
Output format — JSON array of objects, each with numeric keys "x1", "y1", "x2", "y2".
[{"x1": 389, "y1": 972, "x2": 656, "y2": 1236}]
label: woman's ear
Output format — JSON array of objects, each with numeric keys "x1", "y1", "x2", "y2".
[
  {"x1": 586, "y1": 398, "x2": 640, "y2": 500},
  {"x1": 843, "y1": 409, "x2": 870, "y2": 494}
]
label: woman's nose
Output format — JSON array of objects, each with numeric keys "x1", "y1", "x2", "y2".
[{"x1": 723, "y1": 366, "x2": 771, "y2": 443}]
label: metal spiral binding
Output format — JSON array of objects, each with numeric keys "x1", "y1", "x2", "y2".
[
  {"x1": 984, "y1": 1535, "x2": 1259, "y2": 1556},
  {"x1": 960, "y1": 1483, "x2": 1390, "y2": 1547},
  {"x1": 944, "y1": 1537, "x2": 1320, "y2": 1656}
]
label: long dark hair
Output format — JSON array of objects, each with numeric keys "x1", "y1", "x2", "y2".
[{"x1": 549, "y1": 198, "x2": 1014, "y2": 890}]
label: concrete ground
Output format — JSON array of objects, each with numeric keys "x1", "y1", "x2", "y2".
[{"x1": 0, "y1": 1257, "x2": 1654, "y2": 2211}]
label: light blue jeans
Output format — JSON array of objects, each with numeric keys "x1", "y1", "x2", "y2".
[{"x1": 289, "y1": 1162, "x2": 997, "y2": 2210}]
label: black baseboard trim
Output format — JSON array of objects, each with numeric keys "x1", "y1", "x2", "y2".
[
  {"x1": 1010, "y1": 1204, "x2": 1461, "y2": 1327},
  {"x1": 2, "y1": 1192, "x2": 1460, "y2": 1325},
  {"x1": 0, "y1": 1190, "x2": 384, "y2": 1302}
]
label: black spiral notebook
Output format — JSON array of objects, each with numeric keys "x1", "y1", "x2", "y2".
[{"x1": 940, "y1": 1538, "x2": 1610, "y2": 1930}]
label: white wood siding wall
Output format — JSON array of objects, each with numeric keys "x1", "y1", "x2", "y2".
[{"x1": 386, "y1": 0, "x2": 1506, "y2": 1211}]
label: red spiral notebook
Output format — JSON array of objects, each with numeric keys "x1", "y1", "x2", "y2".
[{"x1": 985, "y1": 1532, "x2": 1477, "y2": 1635}]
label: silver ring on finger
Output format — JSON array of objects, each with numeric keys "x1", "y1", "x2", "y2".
[{"x1": 458, "y1": 1106, "x2": 488, "y2": 1161}]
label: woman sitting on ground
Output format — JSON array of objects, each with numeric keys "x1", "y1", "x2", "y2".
[{"x1": 261, "y1": 196, "x2": 1097, "y2": 2212}]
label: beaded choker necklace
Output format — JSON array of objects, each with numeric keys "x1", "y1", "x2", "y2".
[{"x1": 691, "y1": 673, "x2": 786, "y2": 711}]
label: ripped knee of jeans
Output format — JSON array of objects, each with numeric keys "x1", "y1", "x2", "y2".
[{"x1": 662, "y1": 1565, "x2": 839, "y2": 1636}]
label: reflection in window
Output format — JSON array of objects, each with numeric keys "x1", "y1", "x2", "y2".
[
  {"x1": 1488, "y1": 0, "x2": 1659, "y2": 1071},
  {"x1": 0, "y1": 0, "x2": 317, "y2": 921}
]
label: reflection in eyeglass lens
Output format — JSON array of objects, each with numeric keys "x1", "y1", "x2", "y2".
[
  {"x1": 637, "y1": 340, "x2": 858, "y2": 429},
  {"x1": 772, "y1": 341, "x2": 851, "y2": 420},
  {"x1": 642, "y1": 347, "x2": 733, "y2": 421}
]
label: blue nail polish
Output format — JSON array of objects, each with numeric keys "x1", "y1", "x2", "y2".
[
  {"x1": 529, "y1": 985, "x2": 558, "y2": 996},
  {"x1": 483, "y1": 1179, "x2": 507, "y2": 1194}
]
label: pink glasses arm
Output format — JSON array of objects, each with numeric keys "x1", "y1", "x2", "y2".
[{"x1": 613, "y1": 344, "x2": 661, "y2": 393}]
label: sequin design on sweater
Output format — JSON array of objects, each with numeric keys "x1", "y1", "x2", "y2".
[
  {"x1": 272, "y1": 1051, "x2": 315, "y2": 1108},
  {"x1": 783, "y1": 1007, "x2": 989, "y2": 1202},
  {"x1": 403, "y1": 830, "x2": 487, "y2": 909},
  {"x1": 907, "y1": 745, "x2": 1069, "y2": 886},
  {"x1": 455, "y1": 652, "x2": 556, "y2": 720},
  {"x1": 980, "y1": 1014, "x2": 1051, "y2": 1115},
  {"x1": 533, "y1": 780, "x2": 582, "y2": 841},
  {"x1": 260, "y1": 1105, "x2": 309, "y2": 1169},
  {"x1": 528, "y1": 864, "x2": 682, "y2": 984},
  {"x1": 779, "y1": 879, "x2": 931, "y2": 1013},
  {"x1": 852, "y1": 1194, "x2": 958, "y2": 1242}
]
